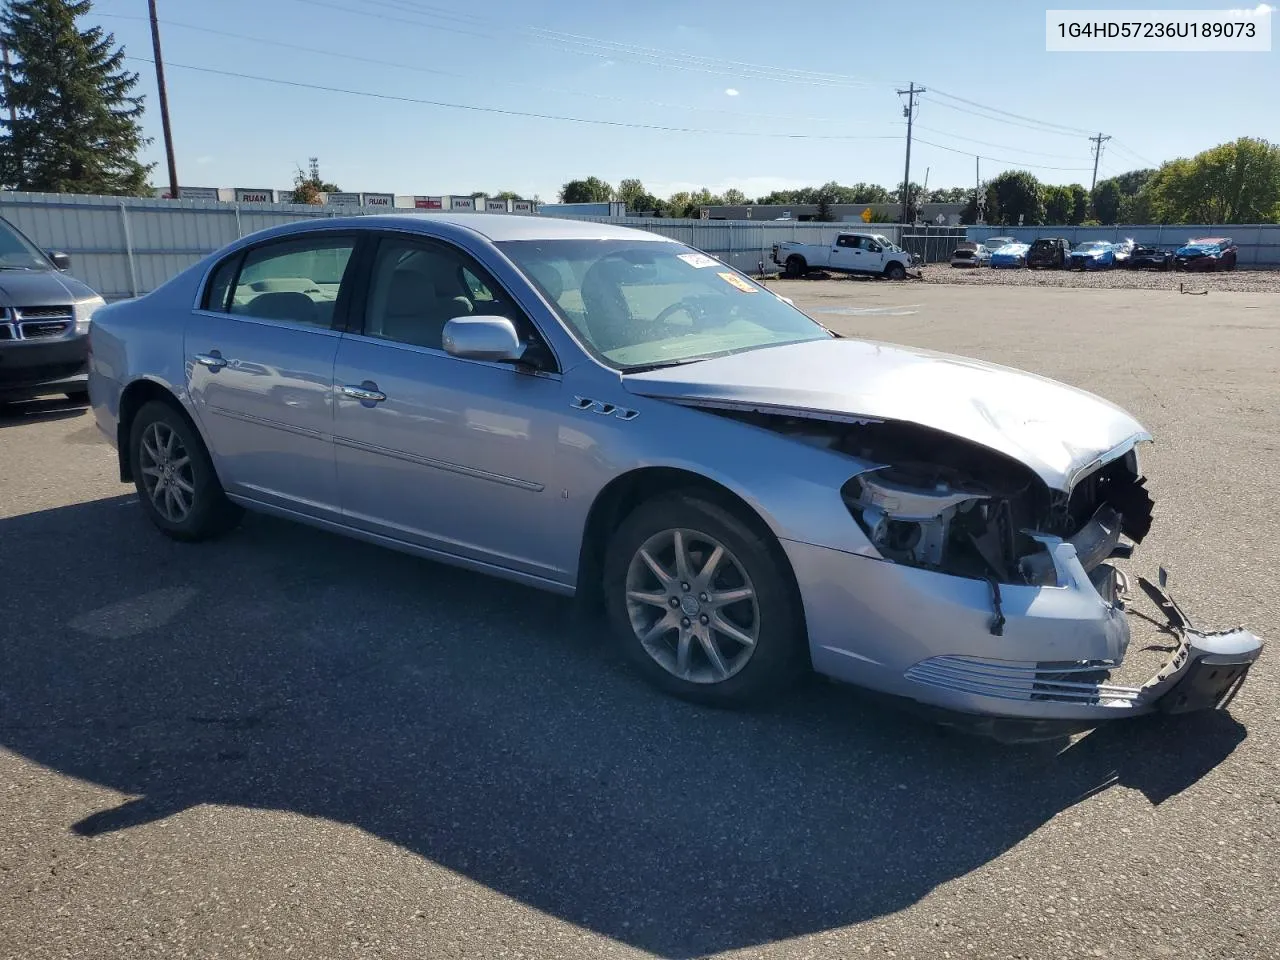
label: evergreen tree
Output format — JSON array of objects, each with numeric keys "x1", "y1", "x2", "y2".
[{"x1": 0, "y1": 0, "x2": 151, "y2": 194}]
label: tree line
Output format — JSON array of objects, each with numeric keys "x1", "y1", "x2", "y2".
[{"x1": 566, "y1": 138, "x2": 1280, "y2": 225}]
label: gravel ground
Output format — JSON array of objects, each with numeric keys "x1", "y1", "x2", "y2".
[
  {"x1": 918, "y1": 262, "x2": 1280, "y2": 293},
  {"x1": 2, "y1": 282, "x2": 1278, "y2": 960}
]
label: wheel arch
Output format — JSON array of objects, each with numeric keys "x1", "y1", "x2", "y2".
[
  {"x1": 115, "y1": 378, "x2": 198, "y2": 482},
  {"x1": 575, "y1": 467, "x2": 807, "y2": 642}
]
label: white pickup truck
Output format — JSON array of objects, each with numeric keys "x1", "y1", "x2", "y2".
[{"x1": 771, "y1": 232, "x2": 921, "y2": 280}]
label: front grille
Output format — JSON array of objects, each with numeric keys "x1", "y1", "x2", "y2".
[
  {"x1": 905, "y1": 655, "x2": 1142, "y2": 706},
  {"x1": 19, "y1": 320, "x2": 71, "y2": 339},
  {"x1": 0, "y1": 305, "x2": 75, "y2": 341},
  {"x1": 16, "y1": 305, "x2": 73, "y2": 320}
]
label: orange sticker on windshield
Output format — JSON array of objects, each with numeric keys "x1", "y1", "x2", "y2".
[{"x1": 717, "y1": 271, "x2": 758, "y2": 293}]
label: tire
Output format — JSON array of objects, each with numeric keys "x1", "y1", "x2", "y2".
[
  {"x1": 603, "y1": 493, "x2": 806, "y2": 707},
  {"x1": 65, "y1": 389, "x2": 90, "y2": 404},
  {"x1": 129, "y1": 400, "x2": 242, "y2": 541},
  {"x1": 884, "y1": 261, "x2": 907, "y2": 281},
  {"x1": 784, "y1": 256, "x2": 806, "y2": 279}
]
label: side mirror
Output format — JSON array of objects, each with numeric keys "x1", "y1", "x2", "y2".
[
  {"x1": 47, "y1": 250, "x2": 72, "y2": 271},
  {"x1": 442, "y1": 315, "x2": 525, "y2": 363}
]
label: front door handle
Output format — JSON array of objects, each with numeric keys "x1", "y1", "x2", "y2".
[
  {"x1": 194, "y1": 352, "x2": 227, "y2": 370},
  {"x1": 340, "y1": 382, "x2": 387, "y2": 403}
]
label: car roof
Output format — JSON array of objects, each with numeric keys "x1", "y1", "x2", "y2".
[{"x1": 237, "y1": 213, "x2": 674, "y2": 248}]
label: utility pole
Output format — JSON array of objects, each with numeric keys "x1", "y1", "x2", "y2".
[
  {"x1": 1, "y1": 41, "x2": 18, "y2": 180},
  {"x1": 1089, "y1": 132, "x2": 1111, "y2": 193},
  {"x1": 975, "y1": 156, "x2": 984, "y2": 224},
  {"x1": 148, "y1": 0, "x2": 179, "y2": 200},
  {"x1": 897, "y1": 82, "x2": 924, "y2": 223}
]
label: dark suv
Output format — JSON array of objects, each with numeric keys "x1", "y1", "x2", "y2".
[
  {"x1": 0, "y1": 216, "x2": 105, "y2": 404},
  {"x1": 1026, "y1": 237, "x2": 1070, "y2": 269}
]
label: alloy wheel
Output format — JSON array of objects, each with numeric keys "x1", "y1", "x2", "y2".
[
  {"x1": 138, "y1": 421, "x2": 196, "y2": 523},
  {"x1": 624, "y1": 527, "x2": 760, "y2": 684}
]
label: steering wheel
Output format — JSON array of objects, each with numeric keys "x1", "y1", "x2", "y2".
[{"x1": 653, "y1": 295, "x2": 715, "y2": 328}]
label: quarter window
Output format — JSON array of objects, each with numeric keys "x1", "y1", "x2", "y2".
[{"x1": 228, "y1": 236, "x2": 355, "y2": 329}]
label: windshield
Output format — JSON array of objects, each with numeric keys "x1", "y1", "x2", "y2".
[
  {"x1": 0, "y1": 219, "x2": 51, "y2": 270},
  {"x1": 498, "y1": 239, "x2": 829, "y2": 369},
  {"x1": 985, "y1": 238, "x2": 1012, "y2": 249},
  {"x1": 1074, "y1": 241, "x2": 1108, "y2": 252}
]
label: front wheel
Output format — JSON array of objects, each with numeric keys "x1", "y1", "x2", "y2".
[
  {"x1": 603, "y1": 494, "x2": 806, "y2": 706},
  {"x1": 129, "y1": 400, "x2": 242, "y2": 541},
  {"x1": 884, "y1": 262, "x2": 907, "y2": 281}
]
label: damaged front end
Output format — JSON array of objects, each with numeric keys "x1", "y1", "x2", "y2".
[{"x1": 703, "y1": 407, "x2": 1264, "y2": 725}]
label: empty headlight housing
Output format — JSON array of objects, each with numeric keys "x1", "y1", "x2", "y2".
[{"x1": 73, "y1": 295, "x2": 106, "y2": 335}]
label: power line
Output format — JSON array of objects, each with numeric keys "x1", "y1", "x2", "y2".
[
  {"x1": 916, "y1": 95, "x2": 1089, "y2": 139},
  {"x1": 912, "y1": 124, "x2": 1092, "y2": 161},
  {"x1": 927, "y1": 88, "x2": 1094, "y2": 136},
  {"x1": 912, "y1": 136, "x2": 1094, "y2": 172},
  {"x1": 1109, "y1": 139, "x2": 1160, "y2": 169},
  {"x1": 99, "y1": 13, "x2": 868, "y2": 125},
  {"x1": 123, "y1": 56, "x2": 906, "y2": 141}
]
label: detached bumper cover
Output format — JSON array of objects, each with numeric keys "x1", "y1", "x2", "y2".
[{"x1": 787, "y1": 537, "x2": 1263, "y2": 723}]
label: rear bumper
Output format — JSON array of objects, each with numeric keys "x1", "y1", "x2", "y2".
[
  {"x1": 785, "y1": 538, "x2": 1263, "y2": 728},
  {"x1": 0, "y1": 335, "x2": 89, "y2": 399}
]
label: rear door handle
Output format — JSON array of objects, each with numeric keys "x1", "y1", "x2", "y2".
[
  {"x1": 194, "y1": 352, "x2": 227, "y2": 370},
  {"x1": 340, "y1": 382, "x2": 387, "y2": 403}
]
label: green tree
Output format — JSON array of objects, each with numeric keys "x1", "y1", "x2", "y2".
[
  {"x1": 1069, "y1": 184, "x2": 1089, "y2": 224},
  {"x1": 721, "y1": 187, "x2": 747, "y2": 205},
  {"x1": 290, "y1": 165, "x2": 339, "y2": 205},
  {"x1": 490, "y1": 190, "x2": 522, "y2": 201},
  {"x1": 1090, "y1": 179, "x2": 1123, "y2": 224},
  {"x1": 1044, "y1": 184, "x2": 1072, "y2": 224},
  {"x1": 986, "y1": 171, "x2": 1045, "y2": 225},
  {"x1": 0, "y1": 0, "x2": 151, "y2": 194},
  {"x1": 558, "y1": 176, "x2": 614, "y2": 203},
  {"x1": 1144, "y1": 138, "x2": 1280, "y2": 223},
  {"x1": 815, "y1": 190, "x2": 835, "y2": 222},
  {"x1": 616, "y1": 178, "x2": 645, "y2": 209}
]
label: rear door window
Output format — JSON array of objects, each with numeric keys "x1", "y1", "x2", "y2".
[{"x1": 228, "y1": 236, "x2": 356, "y2": 329}]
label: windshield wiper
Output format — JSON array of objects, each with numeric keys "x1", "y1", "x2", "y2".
[{"x1": 621, "y1": 358, "x2": 703, "y2": 374}]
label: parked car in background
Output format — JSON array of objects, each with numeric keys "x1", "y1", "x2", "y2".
[
  {"x1": 989, "y1": 241, "x2": 1031, "y2": 268},
  {"x1": 1068, "y1": 241, "x2": 1116, "y2": 270},
  {"x1": 86, "y1": 213, "x2": 1264, "y2": 737},
  {"x1": 1174, "y1": 237, "x2": 1238, "y2": 271},
  {"x1": 772, "y1": 233, "x2": 920, "y2": 280},
  {"x1": 0, "y1": 215, "x2": 106, "y2": 404},
  {"x1": 1127, "y1": 245, "x2": 1174, "y2": 271},
  {"x1": 1110, "y1": 238, "x2": 1135, "y2": 266},
  {"x1": 1026, "y1": 237, "x2": 1070, "y2": 269},
  {"x1": 949, "y1": 241, "x2": 991, "y2": 268}
]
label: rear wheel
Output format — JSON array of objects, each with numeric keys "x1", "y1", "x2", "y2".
[
  {"x1": 603, "y1": 494, "x2": 806, "y2": 707},
  {"x1": 785, "y1": 256, "x2": 806, "y2": 279},
  {"x1": 129, "y1": 400, "x2": 242, "y2": 541},
  {"x1": 884, "y1": 262, "x2": 907, "y2": 281}
]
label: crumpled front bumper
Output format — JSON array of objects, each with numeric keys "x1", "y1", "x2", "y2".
[{"x1": 786, "y1": 537, "x2": 1264, "y2": 727}]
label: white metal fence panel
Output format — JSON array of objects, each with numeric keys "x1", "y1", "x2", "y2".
[{"x1": 2, "y1": 191, "x2": 1275, "y2": 299}]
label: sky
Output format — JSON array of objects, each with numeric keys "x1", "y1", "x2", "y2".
[{"x1": 84, "y1": 0, "x2": 1277, "y2": 201}]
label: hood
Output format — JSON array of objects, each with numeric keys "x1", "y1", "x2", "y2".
[
  {"x1": 1073, "y1": 246, "x2": 1109, "y2": 258},
  {"x1": 991, "y1": 243, "x2": 1029, "y2": 256},
  {"x1": 1175, "y1": 243, "x2": 1218, "y2": 256},
  {"x1": 623, "y1": 338, "x2": 1150, "y2": 493},
  {"x1": 0, "y1": 268, "x2": 97, "y2": 308}
]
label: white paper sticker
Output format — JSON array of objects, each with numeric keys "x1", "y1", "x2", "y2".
[{"x1": 678, "y1": 253, "x2": 719, "y2": 268}]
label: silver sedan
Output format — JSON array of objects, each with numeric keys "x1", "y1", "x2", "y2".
[{"x1": 87, "y1": 214, "x2": 1263, "y2": 739}]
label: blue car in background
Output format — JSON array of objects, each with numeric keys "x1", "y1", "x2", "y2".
[
  {"x1": 1068, "y1": 241, "x2": 1115, "y2": 270},
  {"x1": 989, "y1": 241, "x2": 1030, "y2": 268}
]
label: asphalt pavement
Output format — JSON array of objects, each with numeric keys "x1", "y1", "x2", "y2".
[{"x1": 2, "y1": 282, "x2": 1277, "y2": 959}]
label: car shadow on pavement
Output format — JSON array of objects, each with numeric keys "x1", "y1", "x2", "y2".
[
  {"x1": 0, "y1": 495, "x2": 1248, "y2": 958},
  {"x1": 0, "y1": 395, "x2": 88, "y2": 427}
]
